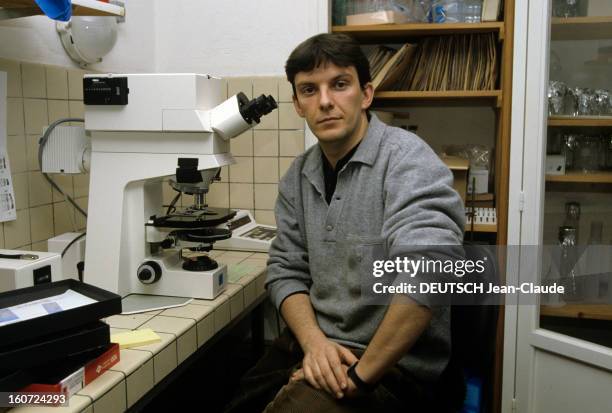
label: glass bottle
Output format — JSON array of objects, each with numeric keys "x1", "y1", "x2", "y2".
[
  {"x1": 564, "y1": 202, "x2": 581, "y2": 244},
  {"x1": 332, "y1": 0, "x2": 347, "y2": 25},
  {"x1": 558, "y1": 226, "x2": 582, "y2": 301}
]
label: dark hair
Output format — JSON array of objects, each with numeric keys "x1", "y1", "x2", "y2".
[{"x1": 285, "y1": 33, "x2": 371, "y2": 95}]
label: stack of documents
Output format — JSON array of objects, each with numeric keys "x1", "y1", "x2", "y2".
[{"x1": 364, "y1": 33, "x2": 498, "y2": 92}]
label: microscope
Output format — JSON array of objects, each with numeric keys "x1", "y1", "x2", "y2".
[{"x1": 81, "y1": 73, "x2": 276, "y2": 299}]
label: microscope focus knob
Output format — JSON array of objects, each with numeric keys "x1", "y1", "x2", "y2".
[{"x1": 137, "y1": 261, "x2": 162, "y2": 284}]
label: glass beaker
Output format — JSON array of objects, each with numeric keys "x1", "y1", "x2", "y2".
[
  {"x1": 574, "y1": 135, "x2": 603, "y2": 172},
  {"x1": 548, "y1": 81, "x2": 567, "y2": 115}
]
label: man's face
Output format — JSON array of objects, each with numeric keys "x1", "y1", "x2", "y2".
[{"x1": 292, "y1": 63, "x2": 373, "y2": 145}]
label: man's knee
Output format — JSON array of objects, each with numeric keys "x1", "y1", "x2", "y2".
[{"x1": 263, "y1": 381, "x2": 351, "y2": 413}]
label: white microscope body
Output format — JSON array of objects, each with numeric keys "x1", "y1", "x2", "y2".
[{"x1": 83, "y1": 73, "x2": 276, "y2": 299}]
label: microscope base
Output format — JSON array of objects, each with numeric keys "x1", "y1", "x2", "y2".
[{"x1": 141, "y1": 252, "x2": 227, "y2": 300}]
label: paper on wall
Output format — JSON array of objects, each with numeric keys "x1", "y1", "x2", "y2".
[{"x1": 0, "y1": 71, "x2": 16, "y2": 222}]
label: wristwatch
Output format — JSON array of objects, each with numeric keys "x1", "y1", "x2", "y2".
[{"x1": 347, "y1": 362, "x2": 377, "y2": 393}]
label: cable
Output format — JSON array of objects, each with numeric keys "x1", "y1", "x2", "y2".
[
  {"x1": 37, "y1": 117, "x2": 88, "y2": 219},
  {"x1": 61, "y1": 232, "x2": 86, "y2": 258},
  {"x1": 166, "y1": 191, "x2": 181, "y2": 215}
]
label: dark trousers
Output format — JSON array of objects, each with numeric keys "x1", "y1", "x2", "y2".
[{"x1": 224, "y1": 330, "x2": 464, "y2": 413}]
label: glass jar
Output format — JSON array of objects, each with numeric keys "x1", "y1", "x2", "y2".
[
  {"x1": 574, "y1": 135, "x2": 603, "y2": 172},
  {"x1": 595, "y1": 89, "x2": 611, "y2": 116},
  {"x1": 578, "y1": 89, "x2": 596, "y2": 116},
  {"x1": 552, "y1": 0, "x2": 578, "y2": 18}
]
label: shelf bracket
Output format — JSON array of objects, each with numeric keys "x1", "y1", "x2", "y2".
[{"x1": 498, "y1": 24, "x2": 505, "y2": 42}]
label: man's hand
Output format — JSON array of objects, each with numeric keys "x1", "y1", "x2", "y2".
[
  {"x1": 290, "y1": 363, "x2": 360, "y2": 399},
  {"x1": 299, "y1": 336, "x2": 358, "y2": 398}
]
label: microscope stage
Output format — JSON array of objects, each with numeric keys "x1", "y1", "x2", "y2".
[{"x1": 150, "y1": 207, "x2": 237, "y2": 229}]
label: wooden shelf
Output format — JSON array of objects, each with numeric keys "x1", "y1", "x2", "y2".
[
  {"x1": 0, "y1": 0, "x2": 124, "y2": 19},
  {"x1": 373, "y1": 90, "x2": 503, "y2": 107},
  {"x1": 332, "y1": 22, "x2": 504, "y2": 43},
  {"x1": 541, "y1": 304, "x2": 612, "y2": 321},
  {"x1": 465, "y1": 223, "x2": 497, "y2": 233},
  {"x1": 551, "y1": 16, "x2": 612, "y2": 41},
  {"x1": 549, "y1": 116, "x2": 612, "y2": 127},
  {"x1": 546, "y1": 172, "x2": 612, "y2": 183}
]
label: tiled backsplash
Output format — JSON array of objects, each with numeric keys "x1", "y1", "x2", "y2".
[
  {"x1": 1, "y1": 58, "x2": 89, "y2": 252},
  {"x1": 199, "y1": 76, "x2": 305, "y2": 227},
  {"x1": 1, "y1": 58, "x2": 304, "y2": 252}
]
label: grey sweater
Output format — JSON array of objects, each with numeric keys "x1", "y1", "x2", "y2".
[{"x1": 265, "y1": 115, "x2": 465, "y2": 383}]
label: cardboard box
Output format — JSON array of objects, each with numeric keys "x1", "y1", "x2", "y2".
[
  {"x1": 21, "y1": 343, "x2": 120, "y2": 401},
  {"x1": 84, "y1": 342, "x2": 120, "y2": 385},
  {"x1": 440, "y1": 155, "x2": 469, "y2": 203},
  {"x1": 546, "y1": 154, "x2": 566, "y2": 175},
  {"x1": 587, "y1": 0, "x2": 612, "y2": 16},
  {"x1": 346, "y1": 10, "x2": 409, "y2": 26}
]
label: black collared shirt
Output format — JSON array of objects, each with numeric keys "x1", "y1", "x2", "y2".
[{"x1": 321, "y1": 142, "x2": 361, "y2": 204}]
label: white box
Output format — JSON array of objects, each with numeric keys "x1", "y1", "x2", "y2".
[
  {"x1": 467, "y1": 168, "x2": 489, "y2": 194},
  {"x1": 546, "y1": 154, "x2": 566, "y2": 175},
  {"x1": 48, "y1": 232, "x2": 86, "y2": 280},
  {"x1": 0, "y1": 250, "x2": 63, "y2": 293}
]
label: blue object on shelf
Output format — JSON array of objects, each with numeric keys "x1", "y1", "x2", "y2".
[
  {"x1": 461, "y1": 375, "x2": 483, "y2": 413},
  {"x1": 34, "y1": 0, "x2": 72, "y2": 22}
]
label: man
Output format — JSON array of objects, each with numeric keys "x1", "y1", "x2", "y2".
[{"x1": 226, "y1": 33, "x2": 465, "y2": 413}]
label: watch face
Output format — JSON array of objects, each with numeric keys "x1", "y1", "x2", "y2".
[{"x1": 242, "y1": 226, "x2": 277, "y2": 241}]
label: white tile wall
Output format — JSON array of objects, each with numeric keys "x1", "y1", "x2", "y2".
[{"x1": 2, "y1": 60, "x2": 89, "y2": 250}]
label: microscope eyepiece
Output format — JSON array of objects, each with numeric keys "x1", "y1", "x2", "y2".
[{"x1": 238, "y1": 92, "x2": 278, "y2": 125}]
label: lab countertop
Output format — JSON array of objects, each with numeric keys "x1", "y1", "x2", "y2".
[{"x1": 8, "y1": 250, "x2": 269, "y2": 413}]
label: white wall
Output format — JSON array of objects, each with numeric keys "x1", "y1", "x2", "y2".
[
  {"x1": 0, "y1": 0, "x2": 156, "y2": 72},
  {"x1": 0, "y1": 0, "x2": 328, "y2": 76},
  {"x1": 153, "y1": 0, "x2": 328, "y2": 76}
]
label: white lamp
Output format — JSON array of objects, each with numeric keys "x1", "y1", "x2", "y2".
[{"x1": 56, "y1": 16, "x2": 118, "y2": 67}]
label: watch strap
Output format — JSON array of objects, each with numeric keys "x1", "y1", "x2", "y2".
[{"x1": 347, "y1": 362, "x2": 377, "y2": 393}]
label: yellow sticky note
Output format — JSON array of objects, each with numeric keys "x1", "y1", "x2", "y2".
[{"x1": 111, "y1": 328, "x2": 161, "y2": 349}]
